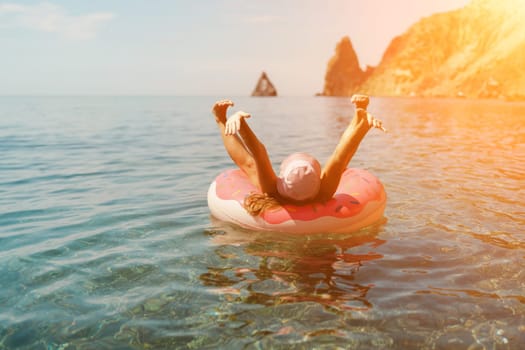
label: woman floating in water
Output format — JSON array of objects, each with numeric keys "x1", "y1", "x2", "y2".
[{"x1": 212, "y1": 94, "x2": 386, "y2": 216}]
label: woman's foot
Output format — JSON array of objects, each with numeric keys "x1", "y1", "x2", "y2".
[
  {"x1": 212, "y1": 99, "x2": 234, "y2": 124},
  {"x1": 351, "y1": 94, "x2": 369, "y2": 110},
  {"x1": 352, "y1": 95, "x2": 386, "y2": 132}
]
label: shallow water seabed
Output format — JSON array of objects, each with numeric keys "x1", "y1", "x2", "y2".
[{"x1": 0, "y1": 96, "x2": 524, "y2": 349}]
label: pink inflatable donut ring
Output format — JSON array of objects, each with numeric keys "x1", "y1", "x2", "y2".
[{"x1": 207, "y1": 168, "x2": 386, "y2": 234}]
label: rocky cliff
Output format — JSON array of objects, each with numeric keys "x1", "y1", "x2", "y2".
[
  {"x1": 322, "y1": 37, "x2": 373, "y2": 96},
  {"x1": 323, "y1": 0, "x2": 525, "y2": 99},
  {"x1": 252, "y1": 71, "x2": 278, "y2": 97}
]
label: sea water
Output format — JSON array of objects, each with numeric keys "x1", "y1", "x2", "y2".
[{"x1": 0, "y1": 96, "x2": 523, "y2": 349}]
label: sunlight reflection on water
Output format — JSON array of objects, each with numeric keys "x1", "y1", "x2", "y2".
[{"x1": 0, "y1": 96, "x2": 524, "y2": 349}]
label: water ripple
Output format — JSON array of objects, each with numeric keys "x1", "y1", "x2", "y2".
[{"x1": 1, "y1": 97, "x2": 524, "y2": 349}]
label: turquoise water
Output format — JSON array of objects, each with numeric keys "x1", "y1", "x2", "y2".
[{"x1": 1, "y1": 96, "x2": 524, "y2": 349}]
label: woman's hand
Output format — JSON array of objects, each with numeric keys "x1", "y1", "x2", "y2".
[
  {"x1": 367, "y1": 112, "x2": 387, "y2": 132},
  {"x1": 225, "y1": 111, "x2": 251, "y2": 135}
]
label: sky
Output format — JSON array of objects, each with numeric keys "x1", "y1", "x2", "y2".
[{"x1": 0, "y1": 0, "x2": 471, "y2": 96}]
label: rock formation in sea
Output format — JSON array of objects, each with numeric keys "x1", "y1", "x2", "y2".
[
  {"x1": 322, "y1": 37, "x2": 373, "y2": 96},
  {"x1": 252, "y1": 71, "x2": 278, "y2": 97},
  {"x1": 323, "y1": 0, "x2": 525, "y2": 100},
  {"x1": 318, "y1": 37, "x2": 377, "y2": 97}
]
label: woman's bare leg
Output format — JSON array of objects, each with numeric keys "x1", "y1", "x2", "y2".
[
  {"x1": 212, "y1": 100, "x2": 260, "y2": 188},
  {"x1": 316, "y1": 95, "x2": 384, "y2": 201},
  {"x1": 235, "y1": 117, "x2": 278, "y2": 195},
  {"x1": 221, "y1": 107, "x2": 278, "y2": 195}
]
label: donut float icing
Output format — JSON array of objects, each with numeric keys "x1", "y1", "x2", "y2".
[{"x1": 207, "y1": 168, "x2": 386, "y2": 234}]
